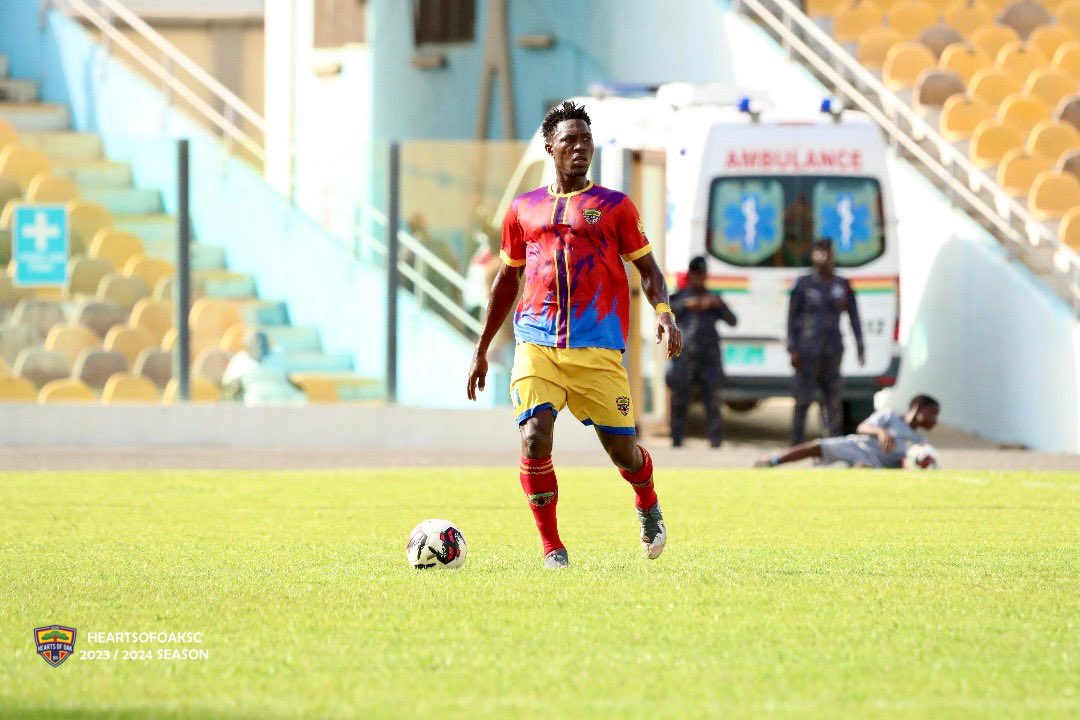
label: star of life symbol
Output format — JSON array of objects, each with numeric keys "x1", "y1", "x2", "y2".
[
  {"x1": 740, "y1": 195, "x2": 759, "y2": 251},
  {"x1": 836, "y1": 195, "x2": 854, "y2": 251}
]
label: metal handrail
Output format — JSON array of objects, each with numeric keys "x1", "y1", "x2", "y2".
[
  {"x1": 56, "y1": 0, "x2": 485, "y2": 331},
  {"x1": 63, "y1": 0, "x2": 265, "y2": 160},
  {"x1": 84, "y1": 0, "x2": 265, "y2": 132},
  {"x1": 739, "y1": 0, "x2": 1080, "y2": 306}
]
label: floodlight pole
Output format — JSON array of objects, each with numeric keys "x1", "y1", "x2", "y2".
[
  {"x1": 175, "y1": 139, "x2": 192, "y2": 402},
  {"x1": 385, "y1": 142, "x2": 400, "y2": 404}
]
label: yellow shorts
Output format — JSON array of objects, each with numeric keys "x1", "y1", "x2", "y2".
[{"x1": 510, "y1": 343, "x2": 636, "y2": 435}]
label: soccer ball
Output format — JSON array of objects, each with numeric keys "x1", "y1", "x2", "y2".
[
  {"x1": 904, "y1": 443, "x2": 940, "y2": 470},
  {"x1": 406, "y1": 519, "x2": 467, "y2": 569}
]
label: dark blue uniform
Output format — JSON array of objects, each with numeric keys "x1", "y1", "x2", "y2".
[
  {"x1": 667, "y1": 289, "x2": 737, "y2": 446},
  {"x1": 787, "y1": 273, "x2": 864, "y2": 444}
]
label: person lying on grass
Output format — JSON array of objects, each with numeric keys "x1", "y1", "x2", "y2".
[{"x1": 754, "y1": 394, "x2": 940, "y2": 469}]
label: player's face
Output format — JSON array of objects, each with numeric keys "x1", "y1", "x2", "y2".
[
  {"x1": 811, "y1": 244, "x2": 834, "y2": 272},
  {"x1": 914, "y1": 404, "x2": 939, "y2": 430},
  {"x1": 687, "y1": 269, "x2": 706, "y2": 291},
  {"x1": 547, "y1": 119, "x2": 593, "y2": 179}
]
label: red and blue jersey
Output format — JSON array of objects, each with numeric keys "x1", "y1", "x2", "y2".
[{"x1": 500, "y1": 182, "x2": 652, "y2": 351}]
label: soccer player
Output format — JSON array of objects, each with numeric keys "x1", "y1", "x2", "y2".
[
  {"x1": 466, "y1": 101, "x2": 682, "y2": 568},
  {"x1": 754, "y1": 394, "x2": 940, "y2": 469}
]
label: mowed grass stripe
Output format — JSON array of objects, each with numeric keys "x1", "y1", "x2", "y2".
[{"x1": 0, "y1": 469, "x2": 1076, "y2": 719}]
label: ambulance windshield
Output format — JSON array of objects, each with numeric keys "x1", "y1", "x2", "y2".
[{"x1": 706, "y1": 175, "x2": 885, "y2": 268}]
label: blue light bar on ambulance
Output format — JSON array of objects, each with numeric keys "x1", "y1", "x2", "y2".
[{"x1": 737, "y1": 96, "x2": 753, "y2": 113}]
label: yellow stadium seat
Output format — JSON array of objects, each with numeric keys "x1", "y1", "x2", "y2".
[
  {"x1": 0, "y1": 375, "x2": 37, "y2": 401},
  {"x1": 218, "y1": 322, "x2": 249, "y2": 353},
  {"x1": 835, "y1": 0, "x2": 885, "y2": 44},
  {"x1": 945, "y1": 1, "x2": 992, "y2": 37},
  {"x1": 1028, "y1": 169, "x2": 1080, "y2": 218},
  {"x1": 857, "y1": 27, "x2": 906, "y2": 71},
  {"x1": 1027, "y1": 119, "x2": 1080, "y2": 158},
  {"x1": 969, "y1": 67, "x2": 1024, "y2": 104},
  {"x1": 44, "y1": 323, "x2": 101, "y2": 367},
  {"x1": 0, "y1": 146, "x2": 50, "y2": 191},
  {"x1": 26, "y1": 174, "x2": 79, "y2": 204},
  {"x1": 129, "y1": 298, "x2": 173, "y2": 344},
  {"x1": 972, "y1": 23, "x2": 1021, "y2": 60},
  {"x1": 38, "y1": 377, "x2": 95, "y2": 403},
  {"x1": 1023, "y1": 69, "x2": 1078, "y2": 108},
  {"x1": 67, "y1": 255, "x2": 113, "y2": 299},
  {"x1": 884, "y1": 41, "x2": 938, "y2": 90},
  {"x1": 122, "y1": 255, "x2": 174, "y2": 291},
  {"x1": 0, "y1": 120, "x2": 17, "y2": 149},
  {"x1": 96, "y1": 274, "x2": 151, "y2": 311},
  {"x1": 1030, "y1": 25, "x2": 1076, "y2": 60},
  {"x1": 915, "y1": 70, "x2": 967, "y2": 112},
  {"x1": 1058, "y1": 205, "x2": 1080, "y2": 249},
  {"x1": 88, "y1": 229, "x2": 143, "y2": 270},
  {"x1": 888, "y1": 1, "x2": 939, "y2": 40},
  {"x1": 941, "y1": 96, "x2": 995, "y2": 141},
  {"x1": 1052, "y1": 41, "x2": 1080, "y2": 81},
  {"x1": 67, "y1": 201, "x2": 113, "y2": 255},
  {"x1": 939, "y1": 42, "x2": 993, "y2": 82},
  {"x1": 101, "y1": 373, "x2": 160, "y2": 404},
  {"x1": 104, "y1": 324, "x2": 156, "y2": 366},
  {"x1": 1059, "y1": 0, "x2": 1080, "y2": 36},
  {"x1": 997, "y1": 93, "x2": 1052, "y2": 133},
  {"x1": 969, "y1": 119, "x2": 1025, "y2": 167},
  {"x1": 291, "y1": 374, "x2": 340, "y2": 404},
  {"x1": 996, "y1": 42, "x2": 1049, "y2": 83},
  {"x1": 190, "y1": 298, "x2": 243, "y2": 340},
  {"x1": 996, "y1": 148, "x2": 1054, "y2": 194},
  {"x1": 160, "y1": 326, "x2": 214, "y2": 359},
  {"x1": 162, "y1": 375, "x2": 220, "y2": 404}
]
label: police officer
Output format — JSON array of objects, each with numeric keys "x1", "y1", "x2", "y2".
[
  {"x1": 788, "y1": 238, "x2": 865, "y2": 444},
  {"x1": 667, "y1": 256, "x2": 737, "y2": 448}
]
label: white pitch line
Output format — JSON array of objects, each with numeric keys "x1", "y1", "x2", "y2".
[{"x1": 1022, "y1": 480, "x2": 1080, "y2": 491}]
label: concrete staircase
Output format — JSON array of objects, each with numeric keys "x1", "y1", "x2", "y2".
[{"x1": 0, "y1": 53, "x2": 366, "y2": 386}]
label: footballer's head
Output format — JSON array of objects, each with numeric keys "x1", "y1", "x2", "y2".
[
  {"x1": 810, "y1": 238, "x2": 835, "y2": 272},
  {"x1": 542, "y1": 100, "x2": 593, "y2": 180},
  {"x1": 908, "y1": 394, "x2": 940, "y2": 430}
]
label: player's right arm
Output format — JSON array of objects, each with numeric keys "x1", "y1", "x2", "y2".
[
  {"x1": 467, "y1": 204, "x2": 525, "y2": 400},
  {"x1": 857, "y1": 410, "x2": 896, "y2": 452}
]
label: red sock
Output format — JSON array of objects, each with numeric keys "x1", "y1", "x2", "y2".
[
  {"x1": 620, "y1": 446, "x2": 658, "y2": 509},
  {"x1": 519, "y1": 456, "x2": 563, "y2": 555}
]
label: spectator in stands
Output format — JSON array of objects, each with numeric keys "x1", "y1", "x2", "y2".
[
  {"x1": 222, "y1": 330, "x2": 306, "y2": 406},
  {"x1": 667, "y1": 256, "x2": 737, "y2": 448},
  {"x1": 787, "y1": 238, "x2": 864, "y2": 444},
  {"x1": 755, "y1": 394, "x2": 940, "y2": 468}
]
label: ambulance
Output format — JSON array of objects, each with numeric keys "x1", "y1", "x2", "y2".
[{"x1": 496, "y1": 84, "x2": 901, "y2": 428}]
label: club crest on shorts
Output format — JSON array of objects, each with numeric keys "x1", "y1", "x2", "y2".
[
  {"x1": 35, "y1": 625, "x2": 76, "y2": 667},
  {"x1": 615, "y1": 396, "x2": 631, "y2": 416},
  {"x1": 582, "y1": 208, "x2": 602, "y2": 225}
]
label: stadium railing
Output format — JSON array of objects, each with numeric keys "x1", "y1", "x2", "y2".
[{"x1": 736, "y1": 0, "x2": 1080, "y2": 312}]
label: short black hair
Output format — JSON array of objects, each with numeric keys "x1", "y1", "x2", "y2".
[
  {"x1": 909, "y1": 394, "x2": 940, "y2": 411},
  {"x1": 541, "y1": 100, "x2": 592, "y2": 143},
  {"x1": 688, "y1": 256, "x2": 707, "y2": 274}
]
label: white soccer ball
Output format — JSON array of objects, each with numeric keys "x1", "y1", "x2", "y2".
[
  {"x1": 406, "y1": 519, "x2": 467, "y2": 569},
  {"x1": 904, "y1": 443, "x2": 940, "y2": 470}
]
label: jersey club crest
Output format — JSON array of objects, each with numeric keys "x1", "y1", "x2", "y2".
[
  {"x1": 615, "y1": 396, "x2": 631, "y2": 416},
  {"x1": 35, "y1": 625, "x2": 77, "y2": 667},
  {"x1": 582, "y1": 208, "x2": 602, "y2": 225}
]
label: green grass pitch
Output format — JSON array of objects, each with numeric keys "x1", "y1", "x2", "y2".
[{"x1": 1, "y1": 467, "x2": 1077, "y2": 718}]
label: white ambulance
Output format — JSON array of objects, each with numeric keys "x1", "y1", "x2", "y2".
[{"x1": 496, "y1": 84, "x2": 901, "y2": 428}]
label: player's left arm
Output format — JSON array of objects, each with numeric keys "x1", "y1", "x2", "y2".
[
  {"x1": 633, "y1": 252, "x2": 682, "y2": 359},
  {"x1": 846, "y1": 279, "x2": 866, "y2": 365}
]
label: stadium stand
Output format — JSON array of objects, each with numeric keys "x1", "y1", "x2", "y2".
[
  {"x1": 13, "y1": 347, "x2": 68, "y2": 388},
  {"x1": 998, "y1": 148, "x2": 1055, "y2": 194},
  {"x1": 44, "y1": 324, "x2": 100, "y2": 367},
  {"x1": 971, "y1": 24, "x2": 1021, "y2": 60},
  {"x1": 939, "y1": 42, "x2": 993, "y2": 83},
  {"x1": 1029, "y1": 169, "x2": 1080, "y2": 218},
  {"x1": 103, "y1": 325, "x2": 156, "y2": 366},
  {"x1": 163, "y1": 376, "x2": 220, "y2": 404},
  {"x1": 969, "y1": 68, "x2": 1022, "y2": 105},
  {"x1": 889, "y1": 1, "x2": 939, "y2": 40},
  {"x1": 74, "y1": 349, "x2": 128, "y2": 390},
  {"x1": 997, "y1": 93, "x2": 1052, "y2": 134},
  {"x1": 884, "y1": 42, "x2": 938, "y2": 92},
  {"x1": 1028, "y1": 120, "x2": 1080, "y2": 158},
  {"x1": 0, "y1": 375, "x2": 36, "y2": 401},
  {"x1": 835, "y1": 0, "x2": 885, "y2": 45}
]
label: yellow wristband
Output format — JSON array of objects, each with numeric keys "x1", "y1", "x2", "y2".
[{"x1": 655, "y1": 302, "x2": 672, "y2": 315}]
